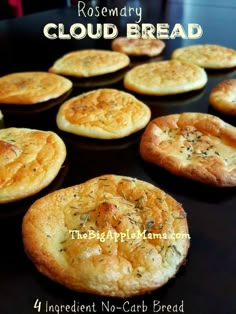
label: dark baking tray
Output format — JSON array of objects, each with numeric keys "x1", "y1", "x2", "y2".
[{"x1": 0, "y1": 1, "x2": 236, "y2": 313}]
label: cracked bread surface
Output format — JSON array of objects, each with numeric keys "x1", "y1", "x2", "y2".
[
  {"x1": 0, "y1": 72, "x2": 72, "y2": 105},
  {"x1": 112, "y1": 37, "x2": 165, "y2": 57},
  {"x1": 49, "y1": 49, "x2": 130, "y2": 78},
  {"x1": 171, "y1": 44, "x2": 236, "y2": 69},
  {"x1": 140, "y1": 113, "x2": 236, "y2": 187},
  {"x1": 209, "y1": 79, "x2": 236, "y2": 115},
  {"x1": 22, "y1": 174, "x2": 189, "y2": 297},
  {"x1": 124, "y1": 60, "x2": 207, "y2": 96},
  {"x1": 56, "y1": 88, "x2": 151, "y2": 139},
  {"x1": 0, "y1": 127, "x2": 66, "y2": 203}
]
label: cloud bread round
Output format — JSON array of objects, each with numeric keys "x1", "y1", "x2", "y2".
[
  {"x1": 209, "y1": 79, "x2": 236, "y2": 115},
  {"x1": 22, "y1": 174, "x2": 190, "y2": 297},
  {"x1": 0, "y1": 72, "x2": 72, "y2": 105},
  {"x1": 56, "y1": 88, "x2": 151, "y2": 139},
  {"x1": 140, "y1": 113, "x2": 236, "y2": 187},
  {"x1": 49, "y1": 49, "x2": 130, "y2": 78},
  {"x1": 0, "y1": 128, "x2": 66, "y2": 203},
  {"x1": 124, "y1": 60, "x2": 207, "y2": 96},
  {"x1": 112, "y1": 37, "x2": 165, "y2": 57},
  {"x1": 171, "y1": 44, "x2": 236, "y2": 69}
]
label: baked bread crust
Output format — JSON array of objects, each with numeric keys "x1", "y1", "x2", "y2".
[
  {"x1": 0, "y1": 72, "x2": 72, "y2": 105},
  {"x1": 112, "y1": 37, "x2": 165, "y2": 57},
  {"x1": 140, "y1": 113, "x2": 236, "y2": 187},
  {"x1": 209, "y1": 79, "x2": 236, "y2": 115},
  {"x1": 124, "y1": 60, "x2": 207, "y2": 96},
  {"x1": 0, "y1": 128, "x2": 66, "y2": 203},
  {"x1": 22, "y1": 174, "x2": 189, "y2": 297},
  {"x1": 49, "y1": 49, "x2": 130, "y2": 78},
  {"x1": 56, "y1": 88, "x2": 151, "y2": 139},
  {"x1": 171, "y1": 44, "x2": 236, "y2": 69}
]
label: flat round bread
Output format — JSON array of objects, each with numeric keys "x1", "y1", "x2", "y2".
[
  {"x1": 22, "y1": 174, "x2": 190, "y2": 297},
  {"x1": 0, "y1": 128, "x2": 66, "y2": 203},
  {"x1": 0, "y1": 72, "x2": 72, "y2": 105},
  {"x1": 171, "y1": 44, "x2": 236, "y2": 69},
  {"x1": 56, "y1": 88, "x2": 151, "y2": 139},
  {"x1": 140, "y1": 113, "x2": 236, "y2": 187},
  {"x1": 111, "y1": 37, "x2": 165, "y2": 57},
  {"x1": 49, "y1": 49, "x2": 130, "y2": 78},
  {"x1": 124, "y1": 60, "x2": 207, "y2": 96},
  {"x1": 209, "y1": 79, "x2": 236, "y2": 115}
]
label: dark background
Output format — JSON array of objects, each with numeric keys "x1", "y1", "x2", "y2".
[{"x1": 0, "y1": 1, "x2": 236, "y2": 314}]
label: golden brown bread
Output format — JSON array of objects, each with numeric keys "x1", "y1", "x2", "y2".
[
  {"x1": 0, "y1": 128, "x2": 66, "y2": 203},
  {"x1": 209, "y1": 79, "x2": 236, "y2": 115},
  {"x1": 0, "y1": 72, "x2": 72, "y2": 105},
  {"x1": 49, "y1": 49, "x2": 130, "y2": 78},
  {"x1": 140, "y1": 113, "x2": 236, "y2": 187},
  {"x1": 171, "y1": 44, "x2": 236, "y2": 69},
  {"x1": 22, "y1": 174, "x2": 190, "y2": 297},
  {"x1": 111, "y1": 37, "x2": 165, "y2": 57},
  {"x1": 124, "y1": 60, "x2": 207, "y2": 96},
  {"x1": 56, "y1": 88, "x2": 151, "y2": 139}
]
